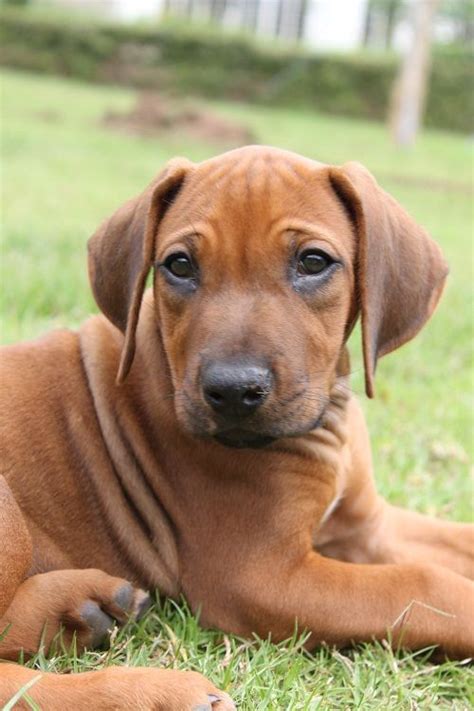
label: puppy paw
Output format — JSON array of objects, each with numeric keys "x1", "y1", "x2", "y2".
[
  {"x1": 101, "y1": 668, "x2": 236, "y2": 711},
  {"x1": 0, "y1": 568, "x2": 150, "y2": 658},
  {"x1": 1, "y1": 665, "x2": 236, "y2": 711}
]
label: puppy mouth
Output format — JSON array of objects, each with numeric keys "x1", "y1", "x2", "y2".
[
  {"x1": 212, "y1": 412, "x2": 326, "y2": 449},
  {"x1": 180, "y1": 389, "x2": 329, "y2": 448},
  {"x1": 213, "y1": 429, "x2": 276, "y2": 449}
]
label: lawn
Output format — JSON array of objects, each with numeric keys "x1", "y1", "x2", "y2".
[{"x1": 1, "y1": 68, "x2": 473, "y2": 709}]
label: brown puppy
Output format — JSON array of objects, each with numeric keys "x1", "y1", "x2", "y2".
[{"x1": 1, "y1": 146, "x2": 473, "y2": 708}]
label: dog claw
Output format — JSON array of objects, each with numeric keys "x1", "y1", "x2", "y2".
[
  {"x1": 208, "y1": 693, "x2": 236, "y2": 709},
  {"x1": 113, "y1": 583, "x2": 150, "y2": 621},
  {"x1": 192, "y1": 692, "x2": 235, "y2": 711},
  {"x1": 113, "y1": 582, "x2": 134, "y2": 612},
  {"x1": 133, "y1": 589, "x2": 152, "y2": 619},
  {"x1": 79, "y1": 600, "x2": 114, "y2": 647}
]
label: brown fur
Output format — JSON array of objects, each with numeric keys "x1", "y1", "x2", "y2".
[{"x1": 1, "y1": 146, "x2": 472, "y2": 708}]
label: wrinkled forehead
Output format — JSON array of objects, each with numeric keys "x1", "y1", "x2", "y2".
[{"x1": 160, "y1": 147, "x2": 354, "y2": 251}]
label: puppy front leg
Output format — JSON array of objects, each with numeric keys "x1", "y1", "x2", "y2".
[
  {"x1": 232, "y1": 553, "x2": 474, "y2": 659},
  {"x1": 0, "y1": 476, "x2": 32, "y2": 616}
]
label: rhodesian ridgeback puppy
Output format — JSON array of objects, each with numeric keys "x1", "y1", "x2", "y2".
[{"x1": 1, "y1": 146, "x2": 473, "y2": 708}]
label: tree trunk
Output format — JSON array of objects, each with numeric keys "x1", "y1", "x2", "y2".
[
  {"x1": 363, "y1": 0, "x2": 374, "y2": 47},
  {"x1": 297, "y1": 0, "x2": 308, "y2": 41},
  {"x1": 390, "y1": 0, "x2": 440, "y2": 147},
  {"x1": 385, "y1": 0, "x2": 401, "y2": 50}
]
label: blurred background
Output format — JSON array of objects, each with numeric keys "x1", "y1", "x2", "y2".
[
  {"x1": 1, "y1": 0, "x2": 472, "y2": 136},
  {"x1": 0, "y1": 0, "x2": 472, "y2": 517}
]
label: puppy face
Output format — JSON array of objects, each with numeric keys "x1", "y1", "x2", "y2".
[
  {"x1": 153, "y1": 149, "x2": 356, "y2": 447},
  {"x1": 89, "y1": 146, "x2": 447, "y2": 449}
]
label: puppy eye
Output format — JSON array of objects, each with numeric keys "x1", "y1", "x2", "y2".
[
  {"x1": 297, "y1": 249, "x2": 333, "y2": 276},
  {"x1": 164, "y1": 253, "x2": 195, "y2": 279}
]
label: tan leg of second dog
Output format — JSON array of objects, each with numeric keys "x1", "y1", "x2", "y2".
[{"x1": 0, "y1": 664, "x2": 235, "y2": 711}]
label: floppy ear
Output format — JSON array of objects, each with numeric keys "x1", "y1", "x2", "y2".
[
  {"x1": 88, "y1": 158, "x2": 193, "y2": 383},
  {"x1": 329, "y1": 162, "x2": 448, "y2": 398}
]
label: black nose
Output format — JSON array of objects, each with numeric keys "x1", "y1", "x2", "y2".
[{"x1": 202, "y1": 359, "x2": 272, "y2": 417}]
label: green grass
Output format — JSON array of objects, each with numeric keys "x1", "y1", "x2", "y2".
[{"x1": 1, "y1": 69, "x2": 473, "y2": 709}]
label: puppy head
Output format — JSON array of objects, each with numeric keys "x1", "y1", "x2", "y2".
[{"x1": 88, "y1": 146, "x2": 447, "y2": 448}]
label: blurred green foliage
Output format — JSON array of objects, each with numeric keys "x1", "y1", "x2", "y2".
[
  {"x1": 0, "y1": 7, "x2": 472, "y2": 132},
  {"x1": 0, "y1": 0, "x2": 31, "y2": 6}
]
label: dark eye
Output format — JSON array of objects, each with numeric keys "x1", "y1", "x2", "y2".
[
  {"x1": 164, "y1": 253, "x2": 195, "y2": 279},
  {"x1": 297, "y1": 250, "x2": 333, "y2": 276}
]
